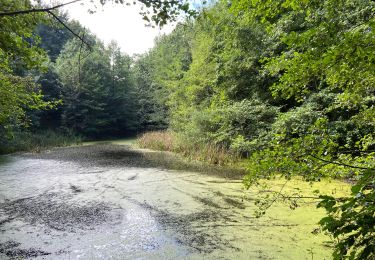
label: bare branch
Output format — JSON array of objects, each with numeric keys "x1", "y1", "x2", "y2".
[
  {"x1": 78, "y1": 28, "x2": 86, "y2": 85},
  {"x1": 47, "y1": 10, "x2": 91, "y2": 50},
  {"x1": 0, "y1": 0, "x2": 91, "y2": 50},
  {"x1": 0, "y1": 0, "x2": 82, "y2": 17},
  {"x1": 309, "y1": 154, "x2": 374, "y2": 170}
]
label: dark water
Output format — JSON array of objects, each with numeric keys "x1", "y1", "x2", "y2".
[{"x1": 0, "y1": 143, "x2": 333, "y2": 259}]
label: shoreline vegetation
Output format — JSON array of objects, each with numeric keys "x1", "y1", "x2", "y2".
[
  {"x1": 136, "y1": 130, "x2": 357, "y2": 182},
  {"x1": 1, "y1": 129, "x2": 357, "y2": 186},
  {"x1": 137, "y1": 131, "x2": 240, "y2": 167},
  {"x1": 0, "y1": 130, "x2": 81, "y2": 155}
]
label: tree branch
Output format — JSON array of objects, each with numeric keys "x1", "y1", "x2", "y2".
[
  {"x1": 309, "y1": 154, "x2": 374, "y2": 170},
  {"x1": 0, "y1": 0, "x2": 82, "y2": 17},
  {"x1": 0, "y1": 0, "x2": 91, "y2": 50},
  {"x1": 47, "y1": 10, "x2": 91, "y2": 50},
  {"x1": 78, "y1": 28, "x2": 86, "y2": 85}
]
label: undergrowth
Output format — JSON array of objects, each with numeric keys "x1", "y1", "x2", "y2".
[{"x1": 0, "y1": 129, "x2": 81, "y2": 154}]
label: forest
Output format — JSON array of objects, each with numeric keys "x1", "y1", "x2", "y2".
[{"x1": 0, "y1": 0, "x2": 374, "y2": 259}]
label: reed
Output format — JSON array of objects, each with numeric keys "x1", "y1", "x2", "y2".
[{"x1": 137, "y1": 131, "x2": 238, "y2": 166}]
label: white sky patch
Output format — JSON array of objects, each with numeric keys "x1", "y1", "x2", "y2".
[{"x1": 44, "y1": 1, "x2": 176, "y2": 55}]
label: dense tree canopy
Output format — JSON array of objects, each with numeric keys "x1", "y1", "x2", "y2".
[
  {"x1": 55, "y1": 38, "x2": 137, "y2": 137},
  {"x1": 0, "y1": 0, "x2": 192, "y2": 138}
]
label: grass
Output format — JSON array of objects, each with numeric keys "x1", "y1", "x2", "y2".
[
  {"x1": 137, "y1": 131, "x2": 239, "y2": 166},
  {"x1": 0, "y1": 129, "x2": 82, "y2": 154},
  {"x1": 137, "y1": 131, "x2": 176, "y2": 151}
]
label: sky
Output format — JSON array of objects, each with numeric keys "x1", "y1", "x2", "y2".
[{"x1": 48, "y1": 0, "x2": 176, "y2": 55}]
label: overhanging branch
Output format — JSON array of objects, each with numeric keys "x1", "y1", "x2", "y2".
[
  {"x1": 0, "y1": 0, "x2": 91, "y2": 50},
  {"x1": 47, "y1": 10, "x2": 91, "y2": 49},
  {"x1": 309, "y1": 154, "x2": 374, "y2": 170},
  {"x1": 0, "y1": 0, "x2": 82, "y2": 17}
]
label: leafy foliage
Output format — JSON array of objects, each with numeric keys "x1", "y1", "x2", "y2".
[
  {"x1": 318, "y1": 171, "x2": 374, "y2": 259},
  {"x1": 0, "y1": 0, "x2": 54, "y2": 138},
  {"x1": 95, "y1": 0, "x2": 198, "y2": 27}
]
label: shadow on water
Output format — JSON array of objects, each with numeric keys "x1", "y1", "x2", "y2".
[{"x1": 21, "y1": 143, "x2": 245, "y2": 179}]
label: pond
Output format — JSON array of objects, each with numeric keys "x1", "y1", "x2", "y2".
[{"x1": 0, "y1": 142, "x2": 349, "y2": 259}]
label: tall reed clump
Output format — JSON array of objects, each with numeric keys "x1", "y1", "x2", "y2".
[
  {"x1": 137, "y1": 131, "x2": 239, "y2": 166},
  {"x1": 137, "y1": 131, "x2": 176, "y2": 151},
  {"x1": 175, "y1": 139, "x2": 239, "y2": 166}
]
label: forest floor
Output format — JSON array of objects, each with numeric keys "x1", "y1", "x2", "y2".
[{"x1": 0, "y1": 141, "x2": 349, "y2": 259}]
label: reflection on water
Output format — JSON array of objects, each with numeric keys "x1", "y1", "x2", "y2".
[{"x1": 0, "y1": 143, "x2": 349, "y2": 259}]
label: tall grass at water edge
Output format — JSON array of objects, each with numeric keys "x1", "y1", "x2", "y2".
[{"x1": 137, "y1": 131, "x2": 238, "y2": 166}]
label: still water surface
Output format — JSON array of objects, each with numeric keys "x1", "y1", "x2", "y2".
[{"x1": 0, "y1": 142, "x2": 346, "y2": 259}]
